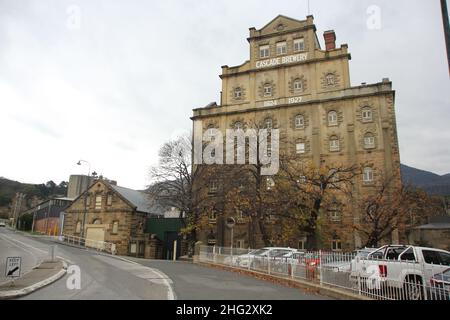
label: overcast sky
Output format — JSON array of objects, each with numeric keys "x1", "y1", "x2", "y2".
[{"x1": 0, "y1": 0, "x2": 449, "y2": 190}]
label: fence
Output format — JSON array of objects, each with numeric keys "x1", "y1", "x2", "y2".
[
  {"x1": 60, "y1": 234, "x2": 116, "y2": 255},
  {"x1": 198, "y1": 245, "x2": 449, "y2": 301}
]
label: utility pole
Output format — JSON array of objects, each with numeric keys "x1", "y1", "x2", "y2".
[{"x1": 441, "y1": 0, "x2": 450, "y2": 75}]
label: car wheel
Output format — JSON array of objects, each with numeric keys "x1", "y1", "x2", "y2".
[{"x1": 403, "y1": 276, "x2": 424, "y2": 300}]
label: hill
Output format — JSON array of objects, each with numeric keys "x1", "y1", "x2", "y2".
[{"x1": 401, "y1": 164, "x2": 450, "y2": 196}]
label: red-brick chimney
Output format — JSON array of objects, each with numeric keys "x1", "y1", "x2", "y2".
[{"x1": 324, "y1": 30, "x2": 336, "y2": 51}]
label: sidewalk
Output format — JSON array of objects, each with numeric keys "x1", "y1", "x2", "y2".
[{"x1": 0, "y1": 260, "x2": 67, "y2": 299}]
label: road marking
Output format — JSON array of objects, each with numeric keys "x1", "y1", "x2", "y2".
[
  {"x1": 94, "y1": 255, "x2": 176, "y2": 300},
  {"x1": 0, "y1": 232, "x2": 73, "y2": 264}
]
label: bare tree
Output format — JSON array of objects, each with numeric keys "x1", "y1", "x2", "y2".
[
  {"x1": 354, "y1": 173, "x2": 436, "y2": 248},
  {"x1": 277, "y1": 156, "x2": 361, "y2": 250},
  {"x1": 148, "y1": 133, "x2": 217, "y2": 252}
]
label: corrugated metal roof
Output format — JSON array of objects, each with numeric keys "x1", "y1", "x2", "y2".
[
  {"x1": 110, "y1": 184, "x2": 154, "y2": 214},
  {"x1": 415, "y1": 223, "x2": 450, "y2": 230}
]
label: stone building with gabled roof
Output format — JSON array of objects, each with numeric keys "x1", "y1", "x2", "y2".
[{"x1": 62, "y1": 179, "x2": 158, "y2": 257}]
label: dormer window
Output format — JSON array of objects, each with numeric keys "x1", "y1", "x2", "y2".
[
  {"x1": 294, "y1": 38, "x2": 305, "y2": 52},
  {"x1": 259, "y1": 45, "x2": 270, "y2": 58},
  {"x1": 264, "y1": 84, "x2": 272, "y2": 97},
  {"x1": 276, "y1": 41, "x2": 287, "y2": 55}
]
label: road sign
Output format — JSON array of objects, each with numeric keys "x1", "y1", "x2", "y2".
[
  {"x1": 5, "y1": 257, "x2": 21, "y2": 278},
  {"x1": 225, "y1": 217, "x2": 235, "y2": 229}
]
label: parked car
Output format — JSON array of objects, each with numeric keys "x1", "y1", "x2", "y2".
[
  {"x1": 234, "y1": 247, "x2": 297, "y2": 268},
  {"x1": 350, "y1": 245, "x2": 450, "y2": 300}
]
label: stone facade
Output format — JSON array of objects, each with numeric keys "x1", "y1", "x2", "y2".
[
  {"x1": 62, "y1": 180, "x2": 149, "y2": 257},
  {"x1": 192, "y1": 15, "x2": 401, "y2": 251}
]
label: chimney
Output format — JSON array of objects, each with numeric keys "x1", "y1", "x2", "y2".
[{"x1": 324, "y1": 30, "x2": 336, "y2": 51}]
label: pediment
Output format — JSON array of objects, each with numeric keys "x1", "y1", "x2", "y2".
[{"x1": 258, "y1": 15, "x2": 308, "y2": 36}]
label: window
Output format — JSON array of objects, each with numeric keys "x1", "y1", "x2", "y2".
[
  {"x1": 264, "y1": 118, "x2": 273, "y2": 130},
  {"x1": 363, "y1": 167, "x2": 374, "y2": 183},
  {"x1": 266, "y1": 177, "x2": 275, "y2": 190},
  {"x1": 364, "y1": 133, "x2": 375, "y2": 149},
  {"x1": 209, "y1": 180, "x2": 219, "y2": 194},
  {"x1": 93, "y1": 219, "x2": 102, "y2": 224},
  {"x1": 236, "y1": 240, "x2": 245, "y2": 249},
  {"x1": 106, "y1": 194, "x2": 113, "y2": 206},
  {"x1": 329, "y1": 204, "x2": 341, "y2": 222},
  {"x1": 332, "y1": 239, "x2": 342, "y2": 251},
  {"x1": 296, "y1": 143, "x2": 305, "y2": 154},
  {"x1": 208, "y1": 210, "x2": 217, "y2": 222},
  {"x1": 326, "y1": 73, "x2": 335, "y2": 86},
  {"x1": 234, "y1": 87, "x2": 242, "y2": 99},
  {"x1": 259, "y1": 45, "x2": 270, "y2": 58},
  {"x1": 295, "y1": 115, "x2": 304, "y2": 128},
  {"x1": 293, "y1": 38, "x2": 305, "y2": 52},
  {"x1": 234, "y1": 121, "x2": 243, "y2": 130},
  {"x1": 112, "y1": 221, "x2": 119, "y2": 234},
  {"x1": 264, "y1": 83, "x2": 272, "y2": 97},
  {"x1": 95, "y1": 195, "x2": 102, "y2": 209},
  {"x1": 298, "y1": 239, "x2": 306, "y2": 250},
  {"x1": 293, "y1": 79, "x2": 303, "y2": 92},
  {"x1": 75, "y1": 221, "x2": 81, "y2": 234},
  {"x1": 276, "y1": 41, "x2": 287, "y2": 55},
  {"x1": 328, "y1": 111, "x2": 338, "y2": 125},
  {"x1": 329, "y1": 136, "x2": 340, "y2": 152},
  {"x1": 86, "y1": 194, "x2": 90, "y2": 206},
  {"x1": 437, "y1": 251, "x2": 450, "y2": 266},
  {"x1": 399, "y1": 248, "x2": 416, "y2": 261},
  {"x1": 362, "y1": 107, "x2": 373, "y2": 122}
]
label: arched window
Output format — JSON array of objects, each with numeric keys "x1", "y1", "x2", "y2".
[
  {"x1": 364, "y1": 133, "x2": 375, "y2": 149},
  {"x1": 234, "y1": 121, "x2": 243, "y2": 130},
  {"x1": 329, "y1": 136, "x2": 340, "y2": 152},
  {"x1": 264, "y1": 118, "x2": 273, "y2": 130},
  {"x1": 75, "y1": 221, "x2": 81, "y2": 234},
  {"x1": 328, "y1": 111, "x2": 338, "y2": 126},
  {"x1": 293, "y1": 79, "x2": 303, "y2": 92},
  {"x1": 326, "y1": 73, "x2": 335, "y2": 86},
  {"x1": 264, "y1": 83, "x2": 272, "y2": 97},
  {"x1": 363, "y1": 167, "x2": 374, "y2": 183},
  {"x1": 93, "y1": 219, "x2": 102, "y2": 225},
  {"x1": 234, "y1": 87, "x2": 242, "y2": 99},
  {"x1": 362, "y1": 107, "x2": 373, "y2": 122},
  {"x1": 112, "y1": 221, "x2": 119, "y2": 234},
  {"x1": 294, "y1": 115, "x2": 304, "y2": 129},
  {"x1": 328, "y1": 202, "x2": 341, "y2": 222}
]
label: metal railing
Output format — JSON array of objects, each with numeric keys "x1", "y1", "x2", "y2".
[
  {"x1": 199, "y1": 245, "x2": 450, "y2": 301},
  {"x1": 60, "y1": 234, "x2": 117, "y2": 255}
]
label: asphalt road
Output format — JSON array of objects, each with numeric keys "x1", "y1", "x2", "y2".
[{"x1": 0, "y1": 228, "x2": 328, "y2": 300}]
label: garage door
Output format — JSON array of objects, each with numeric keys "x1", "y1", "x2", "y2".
[{"x1": 86, "y1": 227, "x2": 105, "y2": 249}]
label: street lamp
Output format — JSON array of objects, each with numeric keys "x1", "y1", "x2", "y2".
[{"x1": 77, "y1": 160, "x2": 91, "y2": 241}]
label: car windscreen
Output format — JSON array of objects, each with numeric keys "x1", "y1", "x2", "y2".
[{"x1": 251, "y1": 249, "x2": 269, "y2": 256}]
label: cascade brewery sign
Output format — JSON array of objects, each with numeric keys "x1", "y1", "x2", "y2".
[{"x1": 256, "y1": 52, "x2": 308, "y2": 69}]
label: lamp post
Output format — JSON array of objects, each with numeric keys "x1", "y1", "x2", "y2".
[{"x1": 77, "y1": 160, "x2": 91, "y2": 241}]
